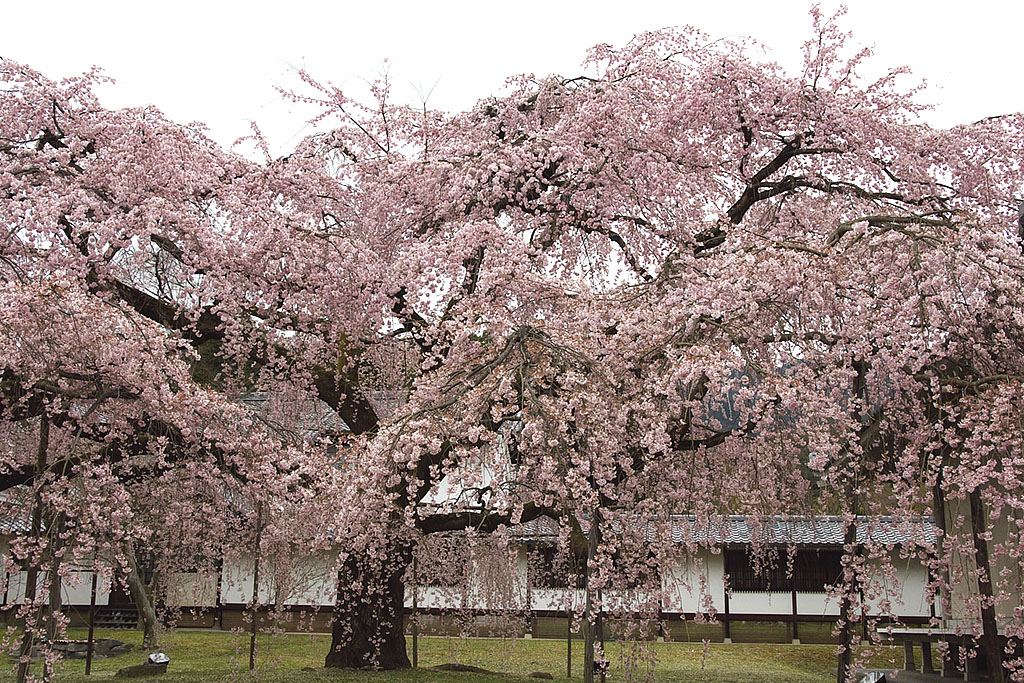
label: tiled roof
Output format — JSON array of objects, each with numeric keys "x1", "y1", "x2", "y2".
[
  {"x1": 240, "y1": 392, "x2": 348, "y2": 438},
  {"x1": 0, "y1": 502, "x2": 34, "y2": 536},
  {"x1": 512, "y1": 515, "x2": 936, "y2": 546}
]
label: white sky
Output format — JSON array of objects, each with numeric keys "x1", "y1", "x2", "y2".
[{"x1": 3, "y1": 0, "x2": 1022, "y2": 156}]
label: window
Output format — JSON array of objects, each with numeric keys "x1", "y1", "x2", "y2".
[{"x1": 725, "y1": 547, "x2": 843, "y2": 592}]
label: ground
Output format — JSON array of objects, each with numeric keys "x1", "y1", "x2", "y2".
[{"x1": 1, "y1": 629, "x2": 936, "y2": 682}]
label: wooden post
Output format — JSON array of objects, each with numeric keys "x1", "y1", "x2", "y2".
[
  {"x1": 791, "y1": 589, "x2": 799, "y2": 643},
  {"x1": 941, "y1": 642, "x2": 961, "y2": 678},
  {"x1": 921, "y1": 640, "x2": 935, "y2": 674},
  {"x1": 85, "y1": 567, "x2": 98, "y2": 675},
  {"x1": 903, "y1": 639, "x2": 916, "y2": 671},
  {"x1": 567, "y1": 609, "x2": 572, "y2": 678},
  {"x1": 723, "y1": 587, "x2": 731, "y2": 642},
  {"x1": 411, "y1": 555, "x2": 418, "y2": 668},
  {"x1": 596, "y1": 588, "x2": 606, "y2": 683},
  {"x1": 249, "y1": 504, "x2": 262, "y2": 672},
  {"x1": 43, "y1": 512, "x2": 65, "y2": 683},
  {"x1": 835, "y1": 521, "x2": 858, "y2": 683},
  {"x1": 583, "y1": 510, "x2": 603, "y2": 683}
]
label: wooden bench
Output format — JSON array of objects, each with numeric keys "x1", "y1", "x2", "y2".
[{"x1": 877, "y1": 627, "x2": 995, "y2": 680}]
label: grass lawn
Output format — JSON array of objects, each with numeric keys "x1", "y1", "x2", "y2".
[{"x1": 0, "y1": 629, "x2": 922, "y2": 682}]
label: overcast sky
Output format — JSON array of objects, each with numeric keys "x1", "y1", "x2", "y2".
[{"x1": 4, "y1": 1, "x2": 1022, "y2": 155}]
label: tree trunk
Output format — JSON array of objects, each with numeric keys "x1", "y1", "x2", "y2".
[
  {"x1": 969, "y1": 489, "x2": 1005, "y2": 683},
  {"x1": 125, "y1": 548, "x2": 160, "y2": 650},
  {"x1": 931, "y1": 466, "x2": 952, "y2": 620},
  {"x1": 583, "y1": 510, "x2": 603, "y2": 683},
  {"x1": 43, "y1": 512, "x2": 66, "y2": 682},
  {"x1": 325, "y1": 543, "x2": 412, "y2": 670},
  {"x1": 249, "y1": 504, "x2": 263, "y2": 672},
  {"x1": 16, "y1": 416, "x2": 49, "y2": 683},
  {"x1": 836, "y1": 521, "x2": 858, "y2": 683}
]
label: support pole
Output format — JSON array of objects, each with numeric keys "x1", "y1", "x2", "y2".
[
  {"x1": 791, "y1": 589, "x2": 799, "y2": 643},
  {"x1": 567, "y1": 609, "x2": 572, "y2": 678},
  {"x1": 411, "y1": 555, "x2": 418, "y2": 669},
  {"x1": 836, "y1": 521, "x2": 858, "y2": 683},
  {"x1": 249, "y1": 504, "x2": 262, "y2": 672},
  {"x1": 85, "y1": 567, "x2": 98, "y2": 675}
]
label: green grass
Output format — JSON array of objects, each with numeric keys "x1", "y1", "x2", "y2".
[{"x1": 0, "y1": 629, "x2": 923, "y2": 682}]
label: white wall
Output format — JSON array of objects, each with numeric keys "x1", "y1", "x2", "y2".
[
  {"x1": 220, "y1": 553, "x2": 337, "y2": 606},
  {"x1": 795, "y1": 592, "x2": 841, "y2": 616},
  {"x1": 729, "y1": 590, "x2": 793, "y2": 615},
  {"x1": 861, "y1": 550, "x2": 933, "y2": 618},
  {"x1": 3, "y1": 570, "x2": 111, "y2": 606},
  {"x1": 661, "y1": 551, "x2": 725, "y2": 613},
  {"x1": 529, "y1": 587, "x2": 586, "y2": 612},
  {"x1": 0, "y1": 539, "x2": 936, "y2": 619},
  {"x1": 165, "y1": 572, "x2": 218, "y2": 608}
]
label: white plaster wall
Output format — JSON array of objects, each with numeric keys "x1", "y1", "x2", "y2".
[
  {"x1": 3, "y1": 570, "x2": 111, "y2": 606},
  {"x1": 531, "y1": 588, "x2": 585, "y2": 612},
  {"x1": 862, "y1": 551, "x2": 932, "y2": 618},
  {"x1": 276, "y1": 554, "x2": 337, "y2": 606},
  {"x1": 602, "y1": 589, "x2": 658, "y2": 613},
  {"x1": 661, "y1": 551, "x2": 724, "y2": 613},
  {"x1": 729, "y1": 590, "x2": 792, "y2": 614},
  {"x1": 5, "y1": 570, "x2": 27, "y2": 604},
  {"x1": 60, "y1": 571, "x2": 111, "y2": 606},
  {"x1": 165, "y1": 572, "x2": 218, "y2": 608},
  {"x1": 403, "y1": 546, "x2": 528, "y2": 611},
  {"x1": 220, "y1": 554, "x2": 275, "y2": 604},
  {"x1": 795, "y1": 592, "x2": 840, "y2": 616},
  {"x1": 220, "y1": 552, "x2": 340, "y2": 606},
  {"x1": 405, "y1": 585, "x2": 468, "y2": 610},
  {"x1": 943, "y1": 496, "x2": 1016, "y2": 626},
  {"x1": 463, "y1": 548, "x2": 528, "y2": 610}
]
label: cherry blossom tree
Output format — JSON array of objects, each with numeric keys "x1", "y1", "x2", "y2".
[
  {"x1": 268, "y1": 9, "x2": 1023, "y2": 678},
  {"x1": 0, "y1": 61, "x2": 345, "y2": 678},
  {"x1": 4, "y1": 6, "x2": 1024, "y2": 681}
]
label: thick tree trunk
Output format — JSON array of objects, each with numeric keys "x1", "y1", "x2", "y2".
[
  {"x1": 969, "y1": 489, "x2": 1005, "y2": 683},
  {"x1": 325, "y1": 543, "x2": 412, "y2": 670},
  {"x1": 125, "y1": 549, "x2": 160, "y2": 650}
]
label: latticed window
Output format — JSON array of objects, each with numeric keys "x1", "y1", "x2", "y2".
[{"x1": 725, "y1": 547, "x2": 843, "y2": 592}]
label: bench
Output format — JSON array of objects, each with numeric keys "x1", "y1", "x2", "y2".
[{"x1": 877, "y1": 627, "x2": 995, "y2": 680}]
